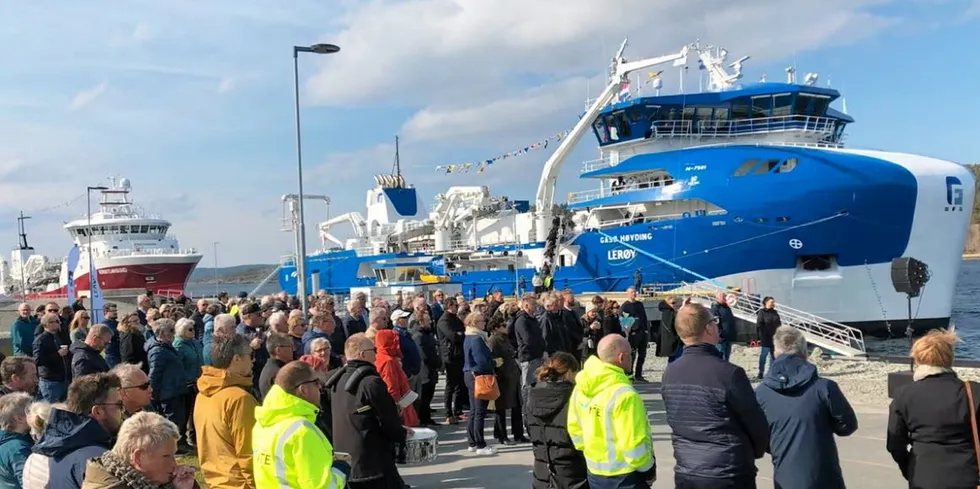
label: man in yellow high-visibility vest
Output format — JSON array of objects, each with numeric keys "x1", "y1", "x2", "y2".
[{"x1": 568, "y1": 334, "x2": 656, "y2": 488}]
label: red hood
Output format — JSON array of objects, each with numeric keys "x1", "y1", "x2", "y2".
[{"x1": 376, "y1": 329, "x2": 402, "y2": 358}]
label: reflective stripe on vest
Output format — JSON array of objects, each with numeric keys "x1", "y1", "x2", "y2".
[
  {"x1": 585, "y1": 384, "x2": 652, "y2": 474},
  {"x1": 274, "y1": 418, "x2": 346, "y2": 489}
]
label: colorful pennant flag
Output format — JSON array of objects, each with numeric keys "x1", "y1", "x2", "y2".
[{"x1": 435, "y1": 131, "x2": 570, "y2": 174}]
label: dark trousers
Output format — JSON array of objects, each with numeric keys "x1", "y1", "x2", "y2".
[
  {"x1": 632, "y1": 337, "x2": 648, "y2": 377},
  {"x1": 463, "y1": 373, "x2": 489, "y2": 448},
  {"x1": 675, "y1": 473, "x2": 756, "y2": 489},
  {"x1": 493, "y1": 406, "x2": 524, "y2": 441},
  {"x1": 412, "y1": 374, "x2": 438, "y2": 424},
  {"x1": 182, "y1": 385, "x2": 197, "y2": 445},
  {"x1": 154, "y1": 395, "x2": 187, "y2": 442},
  {"x1": 444, "y1": 360, "x2": 466, "y2": 417}
]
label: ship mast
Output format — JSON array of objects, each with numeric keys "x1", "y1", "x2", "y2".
[
  {"x1": 392, "y1": 135, "x2": 401, "y2": 179},
  {"x1": 16, "y1": 211, "x2": 30, "y2": 250}
]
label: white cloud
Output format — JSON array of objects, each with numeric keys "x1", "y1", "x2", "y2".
[
  {"x1": 68, "y1": 82, "x2": 108, "y2": 111},
  {"x1": 217, "y1": 76, "x2": 236, "y2": 94},
  {"x1": 131, "y1": 22, "x2": 153, "y2": 43},
  {"x1": 306, "y1": 0, "x2": 897, "y2": 109},
  {"x1": 967, "y1": 0, "x2": 980, "y2": 18}
]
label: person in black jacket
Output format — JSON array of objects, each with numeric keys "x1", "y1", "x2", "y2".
[
  {"x1": 887, "y1": 329, "x2": 980, "y2": 489},
  {"x1": 117, "y1": 312, "x2": 148, "y2": 373},
  {"x1": 755, "y1": 326, "x2": 856, "y2": 489},
  {"x1": 328, "y1": 333, "x2": 410, "y2": 489},
  {"x1": 663, "y1": 302, "x2": 769, "y2": 489},
  {"x1": 711, "y1": 293, "x2": 737, "y2": 361},
  {"x1": 258, "y1": 333, "x2": 295, "y2": 400},
  {"x1": 621, "y1": 286, "x2": 650, "y2": 382},
  {"x1": 514, "y1": 294, "x2": 546, "y2": 408},
  {"x1": 411, "y1": 313, "x2": 442, "y2": 426},
  {"x1": 70, "y1": 324, "x2": 111, "y2": 378},
  {"x1": 755, "y1": 296, "x2": 782, "y2": 379},
  {"x1": 539, "y1": 295, "x2": 574, "y2": 356},
  {"x1": 436, "y1": 298, "x2": 466, "y2": 424},
  {"x1": 33, "y1": 312, "x2": 69, "y2": 403},
  {"x1": 488, "y1": 313, "x2": 526, "y2": 445},
  {"x1": 527, "y1": 352, "x2": 588, "y2": 489},
  {"x1": 655, "y1": 297, "x2": 680, "y2": 361}
]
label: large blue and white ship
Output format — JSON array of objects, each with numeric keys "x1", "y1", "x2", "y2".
[{"x1": 280, "y1": 39, "x2": 975, "y2": 338}]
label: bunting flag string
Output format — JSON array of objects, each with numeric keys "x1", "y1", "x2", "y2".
[
  {"x1": 28, "y1": 193, "x2": 86, "y2": 214},
  {"x1": 435, "y1": 130, "x2": 569, "y2": 174}
]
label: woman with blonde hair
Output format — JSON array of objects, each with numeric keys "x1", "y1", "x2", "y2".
[
  {"x1": 887, "y1": 329, "x2": 980, "y2": 489},
  {"x1": 527, "y1": 352, "x2": 587, "y2": 489},
  {"x1": 68, "y1": 310, "x2": 91, "y2": 343},
  {"x1": 462, "y1": 311, "x2": 495, "y2": 456}
]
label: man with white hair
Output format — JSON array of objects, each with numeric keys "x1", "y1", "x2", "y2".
[
  {"x1": 136, "y1": 294, "x2": 152, "y2": 327},
  {"x1": 267, "y1": 311, "x2": 288, "y2": 334},
  {"x1": 755, "y1": 326, "x2": 857, "y2": 489},
  {"x1": 111, "y1": 363, "x2": 153, "y2": 418},
  {"x1": 11, "y1": 302, "x2": 38, "y2": 356}
]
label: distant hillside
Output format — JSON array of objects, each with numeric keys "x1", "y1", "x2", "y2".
[
  {"x1": 189, "y1": 264, "x2": 279, "y2": 285},
  {"x1": 966, "y1": 164, "x2": 980, "y2": 255}
]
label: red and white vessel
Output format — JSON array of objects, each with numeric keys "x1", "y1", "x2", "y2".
[{"x1": 1, "y1": 178, "x2": 202, "y2": 299}]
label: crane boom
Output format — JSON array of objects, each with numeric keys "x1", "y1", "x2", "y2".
[{"x1": 533, "y1": 39, "x2": 690, "y2": 238}]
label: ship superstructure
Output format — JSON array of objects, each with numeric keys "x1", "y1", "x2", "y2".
[{"x1": 280, "y1": 39, "x2": 974, "y2": 339}]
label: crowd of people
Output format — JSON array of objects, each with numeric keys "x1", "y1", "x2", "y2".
[{"x1": 0, "y1": 285, "x2": 974, "y2": 488}]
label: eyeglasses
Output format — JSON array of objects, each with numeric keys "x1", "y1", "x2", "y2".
[
  {"x1": 313, "y1": 348, "x2": 330, "y2": 355},
  {"x1": 296, "y1": 378, "x2": 323, "y2": 389},
  {"x1": 122, "y1": 382, "x2": 151, "y2": 391},
  {"x1": 46, "y1": 309, "x2": 58, "y2": 313}
]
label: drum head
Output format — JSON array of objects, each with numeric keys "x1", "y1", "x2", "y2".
[{"x1": 409, "y1": 427, "x2": 437, "y2": 440}]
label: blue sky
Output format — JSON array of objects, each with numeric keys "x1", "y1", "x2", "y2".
[{"x1": 0, "y1": 0, "x2": 977, "y2": 266}]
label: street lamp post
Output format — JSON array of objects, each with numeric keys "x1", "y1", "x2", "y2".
[
  {"x1": 293, "y1": 42, "x2": 339, "y2": 315},
  {"x1": 86, "y1": 185, "x2": 109, "y2": 310},
  {"x1": 212, "y1": 241, "x2": 220, "y2": 299}
]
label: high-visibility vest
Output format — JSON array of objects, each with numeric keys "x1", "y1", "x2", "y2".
[{"x1": 567, "y1": 356, "x2": 655, "y2": 476}]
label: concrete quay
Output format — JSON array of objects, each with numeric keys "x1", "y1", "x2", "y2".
[{"x1": 401, "y1": 379, "x2": 904, "y2": 489}]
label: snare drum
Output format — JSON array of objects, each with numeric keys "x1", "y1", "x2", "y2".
[{"x1": 403, "y1": 427, "x2": 438, "y2": 465}]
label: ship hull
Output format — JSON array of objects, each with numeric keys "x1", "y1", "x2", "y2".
[
  {"x1": 280, "y1": 146, "x2": 974, "y2": 338},
  {"x1": 36, "y1": 254, "x2": 201, "y2": 299}
]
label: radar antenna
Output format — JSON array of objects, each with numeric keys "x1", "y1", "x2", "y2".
[{"x1": 16, "y1": 211, "x2": 30, "y2": 250}]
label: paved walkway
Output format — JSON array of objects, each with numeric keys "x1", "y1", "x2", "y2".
[{"x1": 400, "y1": 381, "x2": 905, "y2": 488}]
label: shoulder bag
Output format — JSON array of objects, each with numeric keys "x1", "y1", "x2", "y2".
[
  {"x1": 963, "y1": 380, "x2": 980, "y2": 489},
  {"x1": 474, "y1": 373, "x2": 501, "y2": 401}
]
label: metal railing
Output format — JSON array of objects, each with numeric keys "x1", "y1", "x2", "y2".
[
  {"x1": 698, "y1": 115, "x2": 839, "y2": 138},
  {"x1": 580, "y1": 156, "x2": 616, "y2": 174},
  {"x1": 94, "y1": 248, "x2": 200, "y2": 258},
  {"x1": 678, "y1": 281, "x2": 866, "y2": 357}
]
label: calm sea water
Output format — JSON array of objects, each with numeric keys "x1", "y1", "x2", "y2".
[{"x1": 187, "y1": 260, "x2": 980, "y2": 359}]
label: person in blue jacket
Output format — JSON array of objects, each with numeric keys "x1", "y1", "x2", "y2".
[
  {"x1": 755, "y1": 326, "x2": 857, "y2": 489},
  {"x1": 10, "y1": 304, "x2": 39, "y2": 357},
  {"x1": 144, "y1": 319, "x2": 187, "y2": 452},
  {"x1": 0, "y1": 392, "x2": 34, "y2": 489},
  {"x1": 462, "y1": 311, "x2": 496, "y2": 456}
]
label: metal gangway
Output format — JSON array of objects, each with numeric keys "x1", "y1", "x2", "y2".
[{"x1": 679, "y1": 281, "x2": 867, "y2": 358}]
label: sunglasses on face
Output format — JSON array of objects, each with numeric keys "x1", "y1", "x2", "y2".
[{"x1": 123, "y1": 382, "x2": 151, "y2": 391}]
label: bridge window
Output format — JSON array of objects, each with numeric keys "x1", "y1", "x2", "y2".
[
  {"x1": 774, "y1": 158, "x2": 798, "y2": 173},
  {"x1": 733, "y1": 159, "x2": 759, "y2": 177},
  {"x1": 795, "y1": 94, "x2": 831, "y2": 116},
  {"x1": 772, "y1": 94, "x2": 792, "y2": 117},
  {"x1": 751, "y1": 96, "x2": 772, "y2": 118},
  {"x1": 713, "y1": 107, "x2": 729, "y2": 121},
  {"x1": 731, "y1": 100, "x2": 750, "y2": 120},
  {"x1": 752, "y1": 159, "x2": 781, "y2": 174}
]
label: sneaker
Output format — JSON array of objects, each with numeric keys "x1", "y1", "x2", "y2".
[
  {"x1": 467, "y1": 446, "x2": 477, "y2": 452},
  {"x1": 497, "y1": 438, "x2": 517, "y2": 446},
  {"x1": 475, "y1": 446, "x2": 497, "y2": 456}
]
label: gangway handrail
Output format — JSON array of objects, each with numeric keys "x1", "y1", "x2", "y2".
[{"x1": 679, "y1": 280, "x2": 866, "y2": 356}]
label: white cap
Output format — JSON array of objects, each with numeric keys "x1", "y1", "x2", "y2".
[{"x1": 390, "y1": 309, "x2": 411, "y2": 322}]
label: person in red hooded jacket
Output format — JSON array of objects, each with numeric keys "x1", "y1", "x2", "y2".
[{"x1": 375, "y1": 329, "x2": 420, "y2": 427}]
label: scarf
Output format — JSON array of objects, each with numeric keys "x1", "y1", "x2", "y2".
[
  {"x1": 92, "y1": 451, "x2": 175, "y2": 489},
  {"x1": 913, "y1": 364, "x2": 954, "y2": 381},
  {"x1": 464, "y1": 326, "x2": 489, "y2": 346}
]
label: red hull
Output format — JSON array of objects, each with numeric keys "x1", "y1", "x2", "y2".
[{"x1": 33, "y1": 262, "x2": 198, "y2": 299}]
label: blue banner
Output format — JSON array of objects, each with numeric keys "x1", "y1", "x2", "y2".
[
  {"x1": 65, "y1": 246, "x2": 80, "y2": 303},
  {"x1": 89, "y1": 259, "x2": 105, "y2": 324}
]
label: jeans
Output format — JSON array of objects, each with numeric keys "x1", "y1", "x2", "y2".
[
  {"x1": 519, "y1": 358, "x2": 543, "y2": 408},
  {"x1": 758, "y1": 346, "x2": 774, "y2": 376},
  {"x1": 182, "y1": 385, "x2": 197, "y2": 445},
  {"x1": 716, "y1": 341, "x2": 732, "y2": 361},
  {"x1": 38, "y1": 379, "x2": 67, "y2": 403},
  {"x1": 463, "y1": 373, "x2": 489, "y2": 448},
  {"x1": 493, "y1": 406, "x2": 524, "y2": 441}
]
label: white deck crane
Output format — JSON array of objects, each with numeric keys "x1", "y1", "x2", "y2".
[{"x1": 533, "y1": 39, "x2": 691, "y2": 246}]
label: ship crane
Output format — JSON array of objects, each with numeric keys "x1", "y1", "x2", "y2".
[{"x1": 533, "y1": 38, "x2": 691, "y2": 257}]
